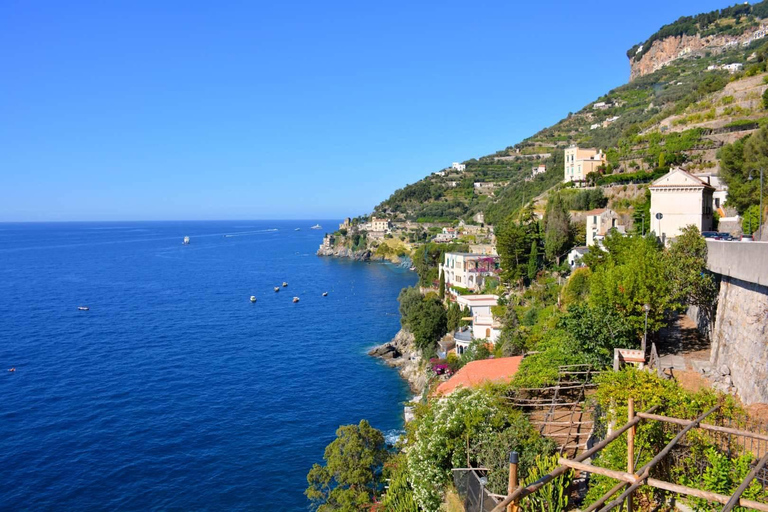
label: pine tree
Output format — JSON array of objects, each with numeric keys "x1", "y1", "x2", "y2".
[{"x1": 527, "y1": 240, "x2": 539, "y2": 281}]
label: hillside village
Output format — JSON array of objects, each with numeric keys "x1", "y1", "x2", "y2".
[{"x1": 308, "y1": 3, "x2": 768, "y2": 512}]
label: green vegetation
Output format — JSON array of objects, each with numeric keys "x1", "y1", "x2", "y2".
[
  {"x1": 305, "y1": 420, "x2": 388, "y2": 511},
  {"x1": 718, "y1": 125, "x2": 768, "y2": 214},
  {"x1": 398, "y1": 287, "x2": 447, "y2": 353}
]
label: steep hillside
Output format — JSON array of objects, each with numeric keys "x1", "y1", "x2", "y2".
[{"x1": 364, "y1": 2, "x2": 768, "y2": 230}]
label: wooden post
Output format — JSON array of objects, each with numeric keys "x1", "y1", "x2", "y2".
[
  {"x1": 507, "y1": 451, "x2": 519, "y2": 512},
  {"x1": 627, "y1": 398, "x2": 635, "y2": 512}
]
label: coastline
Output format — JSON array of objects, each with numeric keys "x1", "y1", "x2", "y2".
[{"x1": 368, "y1": 328, "x2": 428, "y2": 394}]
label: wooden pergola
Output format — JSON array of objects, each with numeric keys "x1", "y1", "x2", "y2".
[{"x1": 491, "y1": 399, "x2": 768, "y2": 512}]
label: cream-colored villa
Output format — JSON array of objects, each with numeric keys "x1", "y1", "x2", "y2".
[
  {"x1": 564, "y1": 145, "x2": 606, "y2": 183},
  {"x1": 649, "y1": 168, "x2": 715, "y2": 243}
]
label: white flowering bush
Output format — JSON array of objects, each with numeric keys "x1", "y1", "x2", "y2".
[{"x1": 406, "y1": 388, "x2": 504, "y2": 510}]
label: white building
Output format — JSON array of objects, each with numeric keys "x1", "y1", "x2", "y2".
[
  {"x1": 456, "y1": 294, "x2": 501, "y2": 342},
  {"x1": 567, "y1": 247, "x2": 589, "y2": 268},
  {"x1": 440, "y1": 252, "x2": 501, "y2": 292},
  {"x1": 434, "y1": 227, "x2": 458, "y2": 243},
  {"x1": 723, "y1": 63, "x2": 744, "y2": 73},
  {"x1": 452, "y1": 162, "x2": 466, "y2": 172},
  {"x1": 694, "y1": 174, "x2": 729, "y2": 212},
  {"x1": 531, "y1": 164, "x2": 546, "y2": 177},
  {"x1": 649, "y1": 168, "x2": 715, "y2": 243}
]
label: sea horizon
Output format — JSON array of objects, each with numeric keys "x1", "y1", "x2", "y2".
[{"x1": 0, "y1": 220, "x2": 416, "y2": 510}]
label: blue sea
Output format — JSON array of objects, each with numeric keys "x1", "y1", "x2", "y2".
[{"x1": 0, "y1": 221, "x2": 416, "y2": 510}]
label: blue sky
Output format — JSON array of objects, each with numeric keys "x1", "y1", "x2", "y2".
[{"x1": 0, "y1": 0, "x2": 733, "y2": 221}]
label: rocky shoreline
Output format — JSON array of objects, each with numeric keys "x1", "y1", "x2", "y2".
[
  {"x1": 316, "y1": 245, "x2": 377, "y2": 260},
  {"x1": 368, "y1": 328, "x2": 428, "y2": 394}
]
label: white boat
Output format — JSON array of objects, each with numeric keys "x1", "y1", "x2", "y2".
[
  {"x1": 295, "y1": 228, "x2": 301, "y2": 231},
  {"x1": 78, "y1": 306, "x2": 89, "y2": 311},
  {"x1": 282, "y1": 282, "x2": 288, "y2": 287},
  {"x1": 310, "y1": 224, "x2": 322, "y2": 230},
  {"x1": 293, "y1": 297, "x2": 300, "y2": 303},
  {"x1": 274, "y1": 287, "x2": 280, "y2": 292},
  {"x1": 183, "y1": 236, "x2": 190, "y2": 245},
  {"x1": 250, "y1": 296, "x2": 257, "y2": 303},
  {"x1": 322, "y1": 292, "x2": 328, "y2": 297}
]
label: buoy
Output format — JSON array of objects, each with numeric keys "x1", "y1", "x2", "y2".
[{"x1": 250, "y1": 296, "x2": 257, "y2": 303}]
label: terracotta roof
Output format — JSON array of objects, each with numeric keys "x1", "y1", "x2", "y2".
[
  {"x1": 584, "y1": 208, "x2": 608, "y2": 216},
  {"x1": 435, "y1": 356, "x2": 524, "y2": 396}
]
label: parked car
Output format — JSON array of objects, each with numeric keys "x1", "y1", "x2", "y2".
[
  {"x1": 702, "y1": 231, "x2": 722, "y2": 240},
  {"x1": 741, "y1": 234, "x2": 754, "y2": 242},
  {"x1": 718, "y1": 232, "x2": 734, "y2": 241}
]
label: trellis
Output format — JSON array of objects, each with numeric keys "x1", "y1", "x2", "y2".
[
  {"x1": 491, "y1": 400, "x2": 768, "y2": 512},
  {"x1": 506, "y1": 365, "x2": 599, "y2": 456}
]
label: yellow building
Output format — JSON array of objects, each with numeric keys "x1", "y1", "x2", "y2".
[{"x1": 564, "y1": 145, "x2": 606, "y2": 183}]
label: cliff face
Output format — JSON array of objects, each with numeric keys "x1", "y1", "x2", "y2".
[
  {"x1": 629, "y1": 27, "x2": 765, "y2": 80},
  {"x1": 369, "y1": 329, "x2": 428, "y2": 394},
  {"x1": 316, "y1": 244, "x2": 375, "y2": 260}
]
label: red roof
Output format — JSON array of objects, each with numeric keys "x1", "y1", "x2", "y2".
[
  {"x1": 584, "y1": 208, "x2": 608, "y2": 216},
  {"x1": 435, "y1": 356, "x2": 524, "y2": 396}
]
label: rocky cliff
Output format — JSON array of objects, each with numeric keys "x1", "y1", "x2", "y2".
[
  {"x1": 316, "y1": 245, "x2": 375, "y2": 260},
  {"x1": 630, "y1": 28, "x2": 764, "y2": 80},
  {"x1": 369, "y1": 329, "x2": 428, "y2": 394}
]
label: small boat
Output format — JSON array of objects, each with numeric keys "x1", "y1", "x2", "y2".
[
  {"x1": 322, "y1": 292, "x2": 328, "y2": 297},
  {"x1": 78, "y1": 306, "x2": 90, "y2": 311},
  {"x1": 293, "y1": 297, "x2": 300, "y2": 303},
  {"x1": 183, "y1": 236, "x2": 190, "y2": 245},
  {"x1": 310, "y1": 224, "x2": 322, "y2": 230},
  {"x1": 8, "y1": 368, "x2": 16, "y2": 372},
  {"x1": 274, "y1": 287, "x2": 280, "y2": 292},
  {"x1": 409, "y1": 266, "x2": 416, "y2": 271},
  {"x1": 282, "y1": 282, "x2": 288, "y2": 287},
  {"x1": 295, "y1": 228, "x2": 301, "y2": 231},
  {"x1": 250, "y1": 296, "x2": 257, "y2": 303}
]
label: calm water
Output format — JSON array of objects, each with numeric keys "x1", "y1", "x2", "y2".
[{"x1": 0, "y1": 221, "x2": 416, "y2": 510}]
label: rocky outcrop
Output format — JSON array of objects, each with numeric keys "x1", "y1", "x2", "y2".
[
  {"x1": 316, "y1": 245, "x2": 376, "y2": 261},
  {"x1": 369, "y1": 329, "x2": 428, "y2": 394},
  {"x1": 629, "y1": 26, "x2": 766, "y2": 80}
]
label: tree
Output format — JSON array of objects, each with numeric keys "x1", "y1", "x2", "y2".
[
  {"x1": 588, "y1": 235, "x2": 675, "y2": 337},
  {"x1": 438, "y1": 270, "x2": 445, "y2": 300},
  {"x1": 526, "y1": 240, "x2": 539, "y2": 281},
  {"x1": 398, "y1": 287, "x2": 423, "y2": 328},
  {"x1": 409, "y1": 297, "x2": 448, "y2": 351},
  {"x1": 446, "y1": 302, "x2": 462, "y2": 332},
  {"x1": 496, "y1": 219, "x2": 529, "y2": 283},
  {"x1": 543, "y1": 194, "x2": 572, "y2": 264},
  {"x1": 306, "y1": 420, "x2": 388, "y2": 511},
  {"x1": 762, "y1": 87, "x2": 768, "y2": 110},
  {"x1": 719, "y1": 127, "x2": 768, "y2": 213}
]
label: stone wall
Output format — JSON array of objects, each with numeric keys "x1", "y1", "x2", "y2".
[{"x1": 709, "y1": 275, "x2": 768, "y2": 405}]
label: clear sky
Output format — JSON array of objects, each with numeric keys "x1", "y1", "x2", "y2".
[{"x1": 0, "y1": 0, "x2": 734, "y2": 221}]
